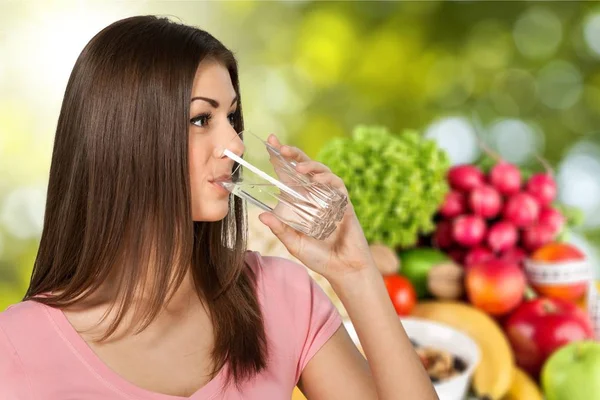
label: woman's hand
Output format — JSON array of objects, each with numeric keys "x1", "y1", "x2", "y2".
[
  {"x1": 258, "y1": 134, "x2": 377, "y2": 285},
  {"x1": 259, "y1": 134, "x2": 439, "y2": 400}
]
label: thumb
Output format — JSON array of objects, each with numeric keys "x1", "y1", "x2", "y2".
[
  {"x1": 258, "y1": 212, "x2": 285, "y2": 235},
  {"x1": 258, "y1": 212, "x2": 300, "y2": 253}
]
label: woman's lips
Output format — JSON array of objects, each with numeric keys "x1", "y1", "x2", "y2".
[
  {"x1": 210, "y1": 174, "x2": 232, "y2": 183},
  {"x1": 209, "y1": 174, "x2": 233, "y2": 195}
]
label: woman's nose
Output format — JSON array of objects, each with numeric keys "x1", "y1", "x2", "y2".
[
  {"x1": 227, "y1": 130, "x2": 245, "y2": 157},
  {"x1": 213, "y1": 128, "x2": 245, "y2": 159}
]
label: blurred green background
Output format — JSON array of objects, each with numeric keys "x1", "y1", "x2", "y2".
[{"x1": 1, "y1": 1, "x2": 600, "y2": 310}]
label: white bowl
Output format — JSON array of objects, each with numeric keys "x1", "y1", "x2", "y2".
[{"x1": 343, "y1": 317, "x2": 480, "y2": 400}]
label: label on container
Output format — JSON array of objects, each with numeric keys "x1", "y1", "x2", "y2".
[
  {"x1": 524, "y1": 259, "x2": 592, "y2": 285},
  {"x1": 524, "y1": 259, "x2": 599, "y2": 340}
]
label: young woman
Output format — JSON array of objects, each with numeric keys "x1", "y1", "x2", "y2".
[{"x1": 0, "y1": 15, "x2": 437, "y2": 400}]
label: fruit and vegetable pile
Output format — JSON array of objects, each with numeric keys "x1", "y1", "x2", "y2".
[{"x1": 318, "y1": 126, "x2": 600, "y2": 400}]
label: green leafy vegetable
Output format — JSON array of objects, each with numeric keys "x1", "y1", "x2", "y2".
[{"x1": 317, "y1": 125, "x2": 450, "y2": 249}]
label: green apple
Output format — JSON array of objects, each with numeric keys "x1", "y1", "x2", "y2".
[{"x1": 541, "y1": 341, "x2": 600, "y2": 400}]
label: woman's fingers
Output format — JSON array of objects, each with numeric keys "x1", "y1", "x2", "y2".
[
  {"x1": 267, "y1": 134, "x2": 281, "y2": 148},
  {"x1": 310, "y1": 172, "x2": 349, "y2": 196},
  {"x1": 295, "y1": 160, "x2": 331, "y2": 174},
  {"x1": 281, "y1": 145, "x2": 311, "y2": 163},
  {"x1": 258, "y1": 212, "x2": 303, "y2": 256},
  {"x1": 267, "y1": 134, "x2": 311, "y2": 163}
]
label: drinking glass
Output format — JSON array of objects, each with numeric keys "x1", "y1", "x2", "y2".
[{"x1": 212, "y1": 130, "x2": 347, "y2": 240}]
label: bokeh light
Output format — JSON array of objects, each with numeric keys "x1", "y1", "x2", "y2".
[
  {"x1": 583, "y1": 12, "x2": 600, "y2": 58},
  {"x1": 557, "y1": 141, "x2": 600, "y2": 228},
  {"x1": 424, "y1": 117, "x2": 480, "y2": 165},
  {"x1": 0, "y1": 186, "x2": 46, "y2": 240},
  {"x1": 426, "y1": 56, "x2": 475, "y2": 107},
  {"x1": 6, "y1": 4, "x2": 136, "y2": 100},
  {"x1": 295, "y1": 9, "x2": 356, "y2": 88},
  {"x1": 490, "y1": 69, "x2": 537, "y2": 116},
  {"x1": 488, "y1": 118, "x2": 544, "y2": 165},
  {"x1": 537, "y1": 60, "x2": 583, "y2": 110},
  {"x1": 513, "y1": 6, "x2": 562, "y2": 59},
  {"x1": 467, "y1": 20, "x2": 513, "y2": 71}
]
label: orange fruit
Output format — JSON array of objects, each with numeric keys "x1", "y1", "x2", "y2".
[{"x1": 529, "y1": 243, "x2": 588, "y2": 302}]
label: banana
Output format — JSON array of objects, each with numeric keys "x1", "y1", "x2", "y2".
[
  {"x1": 411, "y1": 301, "x2": 514, "y2": 400},
  {"x1": 502, "y1": 367, "x2": 543, "y2": 400}
]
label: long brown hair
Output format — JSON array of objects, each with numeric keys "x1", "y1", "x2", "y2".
[{"x1": 25, "y1": 15, "x2": 267, "y2": 387}]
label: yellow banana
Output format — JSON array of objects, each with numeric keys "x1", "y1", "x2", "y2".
[
  {"x1": 502, "y1": 367, "x2": 543, "y2": 400},
  {"x1": 411, "y1": 301, "x2": 514, "y2": 399}
]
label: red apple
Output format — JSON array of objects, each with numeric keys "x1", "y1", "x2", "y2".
[
  {"x1": 465, "y1": 259, "x2": 526, "y2": 316},
  {"x1": 504, "y1": 297, "x2": 595, "y2": 379}
]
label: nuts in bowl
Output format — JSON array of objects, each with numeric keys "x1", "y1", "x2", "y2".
[{"x1": 413, "y1": 343, "x2": 468, "y2": 383}]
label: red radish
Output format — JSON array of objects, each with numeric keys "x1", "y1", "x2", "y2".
[
  {"x1": 469, "y1": 184, "x2": 502, "y2": 218},
  {"x1": 453, "y1": 215, "x2": 487, "y2": 247},
  {"x1": 487, "y1": 221, "x2": 518, "y2": 252},
  {"x1": 448, "y1": 248, "x2": 466, "y2": 264},
  {"x1": 503, "y1": 193, "x2": 540, "y2": 228},
  {"x1": 490, "y1": 162, "x2": 522, "y2": 195},
  {"x1": 433, "y1": 220, "x2": 454, "y2": 249},
  {"x1": 522, "y1": 224, "x2": 556, "y2": 252},
  {"x1": 439, "y1": 191, "x2": 466, "y2": 218},
  {"x1": 464, "y1": 246, "x2": 495, "y2": 267},
  {"x1": 448, "y1": 165, "x2": 485, "y2": 192},
  {"x1": 538, "y1": 207, "x2": 566, "y2": 235},
  {"x1": 500, "y1": 247, "x2": 527, "y2": 266},
  {"x1": 526, "y1": 173, "x2": 557, "y2": 207}
]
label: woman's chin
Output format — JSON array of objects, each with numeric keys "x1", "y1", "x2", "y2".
[{"x1": 192, "y1": 204, "x2": 230, "y2": 222}]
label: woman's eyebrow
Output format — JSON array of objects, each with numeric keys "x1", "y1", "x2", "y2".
[{"x1": 190, "y1": 95, "x2": 238, "y2": 108}]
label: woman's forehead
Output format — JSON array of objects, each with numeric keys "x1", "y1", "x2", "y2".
[{"x1": 191, "y1": 60, "x2": 236, "y2": 103}]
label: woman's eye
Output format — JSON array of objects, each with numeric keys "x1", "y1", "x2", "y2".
[
  {"x1": 190, "y1": 112, "x2": 236, "y2": 128},
  {"x1": 228, "y1": 112, "x2": 236, "y2": 126},
  {"x1": 190, "y1": 113, "x2": 212, "y2": 128}
]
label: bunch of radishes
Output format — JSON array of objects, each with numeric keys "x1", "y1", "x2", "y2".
[{"x1": 433, "y1": 159, "x2": 565, "y2": 267}]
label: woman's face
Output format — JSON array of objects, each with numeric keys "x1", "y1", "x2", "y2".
[{"x1": 188, "y1": 59, "x2": 244, "y2": 222}]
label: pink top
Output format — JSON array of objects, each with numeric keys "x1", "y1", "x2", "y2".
[{"x1": 0, "y1": 251, "x2": 342, "y2": 400}]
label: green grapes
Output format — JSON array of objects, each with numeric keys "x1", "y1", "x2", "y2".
[{"x1": 317, "y1": 125, "x2": 450, "y2": 249}]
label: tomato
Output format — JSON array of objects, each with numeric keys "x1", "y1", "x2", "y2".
[{"x1": 383, "y1": 275, "x2": 417, "y2": 316}]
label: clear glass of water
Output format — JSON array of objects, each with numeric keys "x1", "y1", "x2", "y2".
[{"x1": 213, "y1": 130, "x2": 348, "y2": 240}]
